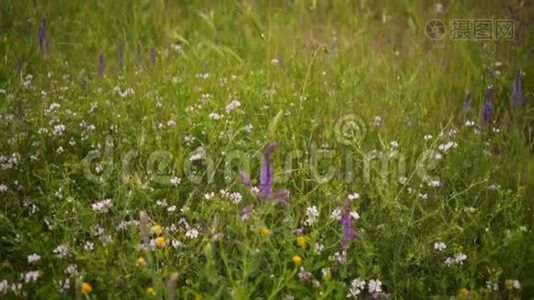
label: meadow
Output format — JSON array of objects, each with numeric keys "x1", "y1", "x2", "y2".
[{"x1": 1, "y1": 0, "x2": 533, "y2": 299}]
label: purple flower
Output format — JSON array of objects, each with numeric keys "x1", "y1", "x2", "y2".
[
  {"x1": 38, "y1": 19, "x2": 46, "y2": 53},
  {"x1": 239, "y1": 142, "x2": 289, "y2": 206},
  {"x1": 298, "y1": 267, "x2": 312, "y2": 281},
  {"x1": 258, "y1": 142, "x2": 277, "y2": 199},
  {"x1": 340, "y1": 200, "x2": 356, "y2": 249},
  {"x1": 512, "y1": 70, "x2": 524, "y2": 107},
  {"x1": 481, "y1": 85, "x2": 493, "y2": 126}
]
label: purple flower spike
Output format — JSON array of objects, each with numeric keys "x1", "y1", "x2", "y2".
[
  {"x1": 340, "y1": 200, "x2": 356, "y2": 250},
  {"x1": 481, "y1": 85, "x2": 493, "y2": 126},
  {"x1": 512, "y1": 70, "x2": 524, "y2": 107},
  {"x1": 258, "y1": 142, "x2": 277, "y2": 200},
  {"x1": 237, "y1": 142, "x2": 290, "y2": 206},
  {"x1": 38, "y1": 19, "x2": 46, "y2": 53}
]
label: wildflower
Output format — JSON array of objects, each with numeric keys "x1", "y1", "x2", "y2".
[
  {"x1": 185, "y1": 228, "x2": 199, "y2": 239},
  {"x1": 296, "y1": 236, "x2": 307, "y2": 247},
  {"x1": 504, "y1": 279, "x2": 521, "y2": 290},
  {"x1": 27, "y1": 253, "x2": 41, "y2": 263},
  {"x1": 244, "y1": 123, "x2": 254, "y2": 133},
  {"x1": 151, "y1": 224, "x2": 163, "y2": 235},
  {"x1": 155, "y1": 236, "x2": 167, "y2": 247},
  {"x1": 340, "y1": 200, "x2": 357, "y2": 249},
  {"x1": 292, "y1": 255, "x2": 302, "y2": 265},
  {"x1": 239, "y1": 142, "x2": 290, "y2": 206},
  {"x1": 137, "y1": 256, "x2": 146, "y2": 266},
  {"x1": 91, "y1": 199, "x2": 112, "y2": 213},
  {"x1": 53, "y1": 244, "x2": 69, "y2": 258},
  {"x1": 146, "y1": 287, "x2": 155, "y2": 295},
  {"x1": 225, "y1": 99, "x2": 241, "y2": 113},
  {"x1": 330, "y1": 207, "x2": 342, "y2": 220},
  {"x1": 204, "y1": 192, "x2": 215, "y2": 200},
  {"x1": 348, "y1": 193, "x2": 360, "y2": 201},
  {"x1": 433, "y1": 242, "x2": 447, "y2": 251},
  {"x1": 368, "y1": 279, "x2": 383, "y2": 294},
  {"x1": 170, "y1": 176, "x2": 181, "y2": 186},
  {"x1": 38, "y1": 19, "x2": 46, "y2": 52},
  {"x1": 208, "y1": 112, "x2": 222, "y2": 120},
  {"x1": 512, "y1": 69, "x2": 524, "y2": 106},
  {"x1": 24, "y1": 271, "x2": 40, "y2": 283},
  {"x1": 298, "y1": 267, "x2": 312, "y2": 281},
  {"x1": 84, "y1": 241, "x2": 94, "y2": 251},
  {"x1": 260, "y1": 227, "x2": 271, "y2": 237},
  {"x1": 194, "y1": 294, "x2": 203, "y2": 300},
  {"x1": 81, "y1": 282, "x2": 93, "y2": 294},
  {"x1": 347, "y1": 278, "x2": 366, "y2": 298},
  {"x1": 314, "y1": 243, "x2": 325, "y2": 254},
  {"x1": 304, "y1": 205, "x2": 319, "y2": 226},
  {"x1": 481, "y1": 85, "x2": 494, "y2": 126}
]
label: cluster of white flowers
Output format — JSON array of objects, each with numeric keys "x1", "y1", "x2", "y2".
[
  {"x1": 438, "y1": 141, "x2": 458, "y2": 153},
  {"x1": 208, "y1": 112, "x2": 222, "y2": 120},
  {"x1": 91, "y1": 198, "x2": 112, "y2": 213},
  {"x1": 347, "y1": 278, "x2": 366, "y2": 297},
  {"x1": 433, "y1": 241, "x2": 447, "y2": 251},
  {"x1": 53, "y1": 244, "x2": 69, "y2": 258},
  {"x1": 445, "y1": 252, "x2": 467, "y2": 266},
  {"x1": 27, "y1": 253, "x2": 41, "y2": 263},
  {"x1": 0, "y1": 153, "x2": 21, "y2": 170},
  {"x1": 348, "y1": 193, "x2": 360, "y2": 201},
  {"x1": 304, "y1": 205, "x2": 319, "y2": 226},
  {"x1": 330, "y1": 207, "x2": 342, "y2": 221},
  {"x1": 225, "y1": 99, "x2": 241, "y2": 113},
  {"x1": 220, "y1": 190, "x2": 242, "y2": 204},
  {"x1": 185, "y1": 228, "x2": 199, "y2": 239},
  {"x1": 170, "y1": 176, "x2": 181, "y2": 186},
  {"x1": 113, "y1": 86, "x2": 135, "y2": 98}
]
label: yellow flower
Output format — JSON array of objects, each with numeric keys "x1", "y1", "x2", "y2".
[
  {"x1": 152, "y1": 224, "x2": 163, "y2": 235},
  {"x1": 81, "y1": 282, "x2": 93, "y2": 294},
  {"x1": 292, "y1": 255, "x2": 302, "y2": 265},
  {"x1": 260, "y1": 227, "x2": 270, "y2": 237},
  {"x1": 137, "y1": 256, "x2": 146, "y2": 266},
  {"x1": 459, "y1": 288, "x2": 469, "y2": 297},
  {"x1": 146, "y1": 287, "x2": 155, "y2": 295},
  {"x1": 296, "y1": 236, "x2": 307, "y2": 247},
  {"x1": 194, "y1": 294, "x2": 203, "y2": 300},
  {"x1": 155, "y1": 236, "x2": 166, "y2": 247}
]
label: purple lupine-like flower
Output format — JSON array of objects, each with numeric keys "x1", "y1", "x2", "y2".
[
  {"x1": 258, "y1": 142, "x2": 277, "y2": 199},
  {"x1": 98, "y1": 52, "x2": 105, "y2": 75},
  {"x1": 239, "y1": 142, "x2": 290, "y2": 206},
  {"x1": 463, "y1": 92, "x2": 472, "y2": 111},
  {"x1": 512, "y1": 70, "x2": 524, "y2": 107},
  {"x1": 340, "y1": 200, "x2": 356, "y2": 249},
  {"x1": 38, "y1": 19, "x2": 46, "y2": 52},
  {"x1": 481, "y1": 85, "x2": 493, "y2": 126}
]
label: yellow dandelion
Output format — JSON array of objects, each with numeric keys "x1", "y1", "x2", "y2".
[
  {"x1": 155, "y1": 236, "x2": 166, "y2": 247},
  {"x1": 152, "y1": 224, "x2": 163, "y2": 235},
  {"x1": 296, "y1": 236, "x2": 307, "y2": 247},
  {"x1": 292, "y1": 255, "x2": 302, "y2": 266},
  {"x1": 146, "y1": 287, "x2": 155, "y2": 295},
  {"x1": 81, "y1": 282, "x2": 93, "y2": 294},
  {"x1": 260, "y1": 227, "x2": 270, "y2": 237},
  {"x1": 137, "y1": 256, "x2": 146, "y2": 266}
]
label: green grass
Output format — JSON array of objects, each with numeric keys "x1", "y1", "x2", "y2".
[{"x1": 1, "y1": 0, "x2": 533, "y2": 299}]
